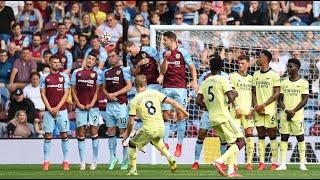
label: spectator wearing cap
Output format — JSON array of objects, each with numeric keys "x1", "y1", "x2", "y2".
[
  {"x1": 89, "y1": 2, "x2": 106, "y2": 27},
  {"x1": 8, "y1": 48, "x2": 37, "y2": 92},
  {"x1": 0, "y1": 49, "x2": 12, "y2": 106},
  {"x1": 7, "y1": 87, "x2": 37, "y2": 135},
  {"x1": 49, "y1": 23, "x2": 74, "y2": 54},
  {"x1": 0, "y1": 1, "x2": 15, "y2": 42}
]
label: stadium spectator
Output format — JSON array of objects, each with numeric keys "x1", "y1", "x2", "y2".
[
  {"x1": 0, "y1": 49, "x2": 11, "y2": 106},
  {"x1": 37, "y1": 49, "x2": 51, "y2": 72},
  {"x1": 7, "y1": 88, "x2": 37, "y2": 134},
  {"x1": 97, "y1": 13, "x2": 123, "y2": 47},
  {"x1": 216, "y1": 12, "x2": 228, "y2": 25},
  {"x1": 8, "y1": 48, "x2": 37, "y2": 92},
  {"x1": 7, "y1": 110, "x2": 32, "y2": 138},
  {"x1": 34, "y1": 1, "x2": 52, "y2": 25},
  {"x1": 8, "y1": 23, "x2": 30, "y2": 53},
  {"x1": 310, "y1": 113, "x2": 320, "y2": 136},
  {"x1": 197, "y1": 13, "x2": 210, "y2": 25},
  {"x1": 82, "y1": 35, "x2": 108, "y2": 70},
  {"x1": 137, "y1": 1, "x2": 151, "y2": 27},
  {"x1": 314, "y1": 1, "x2": 320, "y2": 22},
  {"x1": 5, "y1": 1, "x2": 24, "y2": 18},
  {"x1": 279, "y1": 1, "x2": 290, "y2": 14},
  {"x1": 194, "y1": 1, "x2": 216, "y2": 25},
  {"x1": 49, "y1": 23, "x2": 74, "y2": 54},
  {"x1": 50, "y1": 1, "x2": 65, "y2": 23},
  {"x1": 222, "y1": 48, "x2": 239, "y2": 73},
  {"x1": 149, "y1": 11, "x2": 161, "y2": 25},
  {"x1": 17, "y1": 1, "x2": 43, "y2": 37},
  {"x1": 269, "y1": 48, "x2": 286, "y2": 76},
  {"x1": 211, "y1": 1, "x2": 224, "y2": 14},
  {"x1": 173, "y1": 11, "x2": 188, "y2": 25},
  {"x1": 291, "y1": 50, "x2": 310, "y2": 79},
  {"x1": 232, "y1": 1, "x2": 244, "y2": 18},
  {"x1": 72, "y1": 34, "x2": 90, "y2": 70},
  {"x1": 289, "y1": 1, "x2": 312, "y2": 25},
  {"x1": 242, "y1": 1, "x2": 266, "y2": 25},
  {"x1": 155, "y1": 1, "x2": 174, "y2": 25},
  {"x1": 177, "y1": 1, "x2": 201, "y2": 25},
  {"x1": 222, "y1": 1, "x2": 241, "y2": 25},
  {"x1": 114, "y1": 1, "x2": 131, "y2": 23},
  {"x1": 0, "y1": 1, "x2": 15, "y2": 43},
  {"x1": 140, "y1": 34, "x2": 150, "y2": 46},
  {"x1": 63, "y1": 17, "x2": 79, "y2": 43},
  {"x1": 7, "y1": 42, "x2": 19, "y2": 64},
  {"x1": 53, "y1": 39, "x2": 73, "y2": 74},
  {"x1": 89, "y1": 2, "x2": 106, "y2": 27},
  {"x1": 96, "y1": 1, "x2": 112, "y2": 13},
  {"x1": 28, "y1": 32, "x2": 47, "y2": 64},
  {"x1": 266, "y1": 1, "x2": 288, "y2": 25},
  {"x1": 78, "y1": 13, "x2": 96, "y2": 39},
  {"x1": 128, "y1": 14, "x2": 149, "y2": 47},
  {"x1": 65, "y1": 2, "x2": 82, "y2": 26}
]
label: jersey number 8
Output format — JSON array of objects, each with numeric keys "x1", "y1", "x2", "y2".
[{"x1": 145, "y1": 101, "x2": 156, "y2": 115}]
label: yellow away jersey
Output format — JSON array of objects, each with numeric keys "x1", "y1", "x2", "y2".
[
  {"x1": 252, "y1": 69, "x2": 280, "y2": 115},
  {"x1": 129, "y1": 89, "x2": 166, "y2": 129},
  {"x1": 281, "y1": 78, "x2": 309, "y2": 121},
  {"x1": 199, "y1": 75, "x2": 233, "y2": 126},
  {"x1": 230, "y1": 72, "x2": 252, "y2": 115}
]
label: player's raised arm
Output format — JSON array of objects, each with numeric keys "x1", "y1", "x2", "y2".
[{"x1": 163, "y1": 97, "x2": 189, "y2": 119}]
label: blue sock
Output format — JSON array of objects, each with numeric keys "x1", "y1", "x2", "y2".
[
  {"x1": 108, "y1": 135, "x2": 117, "y2": 161},
  {"x1": 77, "y1": 138, "x2": 85, "y2": 163},
  {"x1": 44, "y1": 139, "x2": 52, "y2": 162},
  {"x1": 220, "y1": 141, "x2": 228, "y2": 155},
  {"x1": 177, "y1": 120, "x2": 186, "y2": 144},
  {"x1": 61, "y1": 138, "x2": 70, "y2": 162},
  {"x1": 92, "y1": 136, "x2": 99, "y2": 162},
  {"x1": 123, "y1": 145, "x2": 128, "y2": 162},
  {"x1": 195, "y1": 139, "x2": 204, "y2": 162},
  {"x1": 164, "y1": 121, "x2": 170, "y2": 144}
]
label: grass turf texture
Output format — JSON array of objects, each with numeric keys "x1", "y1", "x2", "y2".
[{"x1": 0, "y1": 164, "x2": 317, "y2": 179}]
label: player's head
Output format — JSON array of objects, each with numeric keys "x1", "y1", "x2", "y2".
[
  {"x1": 287, "y1": 58, "x2": 301, "y2": 75},
  {"x1": 135, "y1": 75, "x2": 147, "y2": 89},
  {"x1": 258, "y1": 49, "x2": 272, "y2": 66},
  {"x1": 209, "y1": 54, "x2": 223, "y2": 72},
  {"x1": 140, "y1": 34, "x2": 150, "y2": 46},
  {"x1": 107, "y1": 49, "x2": 120, "y2": 66},
  {"x1": 49, "y1": 55, "x2": 61, "y2": 72},
  {"x1": 163, "y1": 31, "x2": 177, "y2": 48},
  {"x1": 124, "y1": 41, "x2": 138, "y2": 56},
  {"x1": 91, "y1": 35, "x2": 100, "y2": 49},
  {"x1": 237, "y1": 55, "x2": 250, "y2": 73},
  {"x1": 86, "y1": 52, "x2": 98, "y2": 69}
]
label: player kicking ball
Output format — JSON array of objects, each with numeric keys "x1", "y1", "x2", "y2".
[
  {"x1": 196, "y1": 54, "x2": 245, "y2": 177},
  {"x1": 276, "y1": 58, "x2": 309, "y2": 171},
  {"x1": 123, "y1": 75, "x2": 189, "y2": 175}
]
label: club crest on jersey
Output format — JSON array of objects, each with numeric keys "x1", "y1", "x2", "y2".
[
  {"x1": 142, "y1": 53, "x2": 146, "y2": 58},
  {"x1": 175, "y1": 54, "x2": 180, "y2": 59},
  {"x1": 91, "y1": 73, "x2": 96, "y2": 78},
  {"x1": 59, "y1": 77, "x2": 64, "y2": 82},
  {"x1": 116, "y1": 70, "x2": 121, "y2": 75},
  {"x1": 61, "y1": 58, "x2": 66, "y2": 63}
]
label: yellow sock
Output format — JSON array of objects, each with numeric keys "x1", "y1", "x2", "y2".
[
  {"x1": 152, "y1": 139, "x2": 171, "y2": 160},
  {"x1": 220, "y1": 144, "x2": 238, "y2": 163},
  {"x1": 271, "y1": 140, "x2": 279, "y2": 163},
  {"x1": 258, "y1": 139, "x2": 265, "y2": 163},
  {"x1": 298, "y1": 141, "x2": 306, "y2": 164},
  {"x1": 227, "y1": 145, "x2": 239, "y2": 175},
  {"x1": 129, "y1": 147, "x2": 137, "y2": 170},
  {"x1": 246, "y1": 137, "x2": 254, "y2": 164},
  {"x1": 279, "y1": 141, "x2": 288, "y2": 164}
]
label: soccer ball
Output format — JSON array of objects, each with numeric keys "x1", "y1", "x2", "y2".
[{"x1": 98, "y1": 31, "x2": 112, "y2": 45}]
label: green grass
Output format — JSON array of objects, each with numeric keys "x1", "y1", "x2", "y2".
[{"x1": 0, "y1": 164, "x2": 318, "y2": 179}]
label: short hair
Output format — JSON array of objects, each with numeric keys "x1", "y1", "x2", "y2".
[
  {"x1": 123, "y1": 41, "x2": 135, "y2": 50},
  {"x1": 163, "y1": 31, "x2": 177, "y2": 41},
  {"x1": 88, "y1": 52, "x2": 98, "y2": 59},
  {"x1": 223, "y1": 1, "x2": 232, "y2": 5},
  {"x1": 261, "y1": 50, "x2": 272, "y2": 62},
  {"x1": 0, "y1": 49, "x2": 7, "y2": 55},
  {"x1": 49, "y1": 55, "x2": 60, "y2": 61},
  {"x1": 30, "y1": 71, "x2": 40, "y2": 79},
  {"x1": 63, "y1": 17, "x2": 71, "y2": 22},
  {"x1": 90, "y1": 35, "x2": 99, "y2": 41},
  {"x1": 149, "y1": 11, "x2": 159, "y2": 18},
  {"x1": 288, "y1": 58, "x2": 301, "y2": 69},
  {"x1": 32, "y1": 32, "x2": 42, "y2": 39},
  {"x1": 58, "y1": 22, "x2": 65, "y2": 27},
  {"x1": 22, "y1": 47, "x2": 30, "y2": 52},
  {"x1": 209, "y1": 54, "x2": 224, "y2": 71},
  {"x1": 174, "y1": 11, "x2": 184, "y2": 17},
  {"x1": 237, "y1": 55, "x2": 250, "y2": 62},
  {"x1": 11, "y1": 23, "x2": 20, "y2": 30},
  {"x1": 135, "y1": 75, "x2": 147, "y2": 88},
  {"x1": 140, "y1": 34, "x2": 149, "y2": 39},
  {"x1": 43, "y1": 49, "x2": 52, "y2": 56}
]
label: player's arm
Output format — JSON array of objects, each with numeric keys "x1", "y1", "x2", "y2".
[
  {"x1": 163, "y1": 97, "x2": 189, "y2": 118},
  {"x1": 256, "y1": 86, "x2": 280, "y2": 112},
  {"x1": 71, "y1": 85, "x2": 85, "y2": 110},
  {"x1": 196, "y1": 93, "x2": 207, "y2": 110},
  {"x1": 160, "y1": 50, "x2": 170, "y2": 75},
  {"x1": 40, "y1": 88, "x2": 53, "y2": 115},
  {"x1": 188, "y1": 64, "x2": 199, "y2": 91},
  {"x1": 124, "y1": 115, "x2": 135, "y2": 140},
  {"x1": 278, "y1": 93, "x2": 285, "y2": 111},
  {"x1": 287, "y1": 94, "x2": 309, "y2": 120},
  {"x1": 52, "y1": 88, "x2": 69, "y2": 113},
  {"x1": 114, "y1": 80, "x2": 132, "y2": 97}
]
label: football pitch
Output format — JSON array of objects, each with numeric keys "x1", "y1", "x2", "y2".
[{"x1": 0, "y1": 164, "x2": 318, "y2": 179}]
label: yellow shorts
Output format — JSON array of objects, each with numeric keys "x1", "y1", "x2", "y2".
[
  {"x1": 213, "y1": 118, "x2": 244, "y2": 144},
  {"x1": 234, "y1": 116, "x2": 255, "y2": 130},
  {"x1": 254, "y1": 113, "x2": 277, "y2": 128},
  {"x1": 131, "y1": 126, "x2": 164, "y2": 149},
  {"x1": 279, "y1": 117, "x2": 304, "y2": 136}
]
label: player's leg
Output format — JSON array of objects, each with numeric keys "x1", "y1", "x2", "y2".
[
  {"x1": 276, "y1": 115, "x2": 290, "y2": 171},
  {"x1": 75, "y1": 109, "x2": 88, "y2": 170},
  {"x1": 88, "y1": 108, "x2": 100, "y2": 170},
  {"x1": 151, "y1": 137, "x2": 177, "y2": 172},
  {"x1": 42, "y1": 111, "x2": 54, "y2": 171},
  {"x1": 243, "y1": 117, "x2": 255, "y2": 171},
  {"x1": 162, "y1": 88, "x2": 173, "y2": 149},
  {"x1": 174, "y1": 88, "x2": 188, "y2": 157},
  {"x1": 105, "y1": 103, "x2": 118, "y2": 170},
  {"x1": 127, "y1": 141, "x2": 138, "y2": 175},
  {"x1": 119, "y1": 128, "x2": 129, "y2": 170},
  {"x1": 57, "y1": 109, "x2": 70, "y2": 171},
  {"x1": 255, "y1": 113, "x2": 267, "y2": 170},
  {"x1": 292, "y1": 120, "x2": 307, "y2": 170},
  {"x1": 266, "y1": 114, "x2": 279, "y2": 170},
  {"x1": 116, "y1": 103, "x2": 129, "y2": 170}
]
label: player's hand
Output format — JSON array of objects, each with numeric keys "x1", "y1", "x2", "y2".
[
  {"x1": 157, "y1": 74, "x2": 164, "y2": 85},
  {"x1": 285, "y1": 109, "x2": 295, "y2": 121},
  {"x1": 165, "y1": 51, "x2": 171, "y2": 58},
  {"x1": 254, "y1": 104, "x2": 265, "y2": 113},
  {"x1": 235, "y1": 108, "x2": 242, "y2": 119},
  {"x1": 188, "y1": 81, "x2": 199, "y2": 92},
  {"x1": 77, "y1": 103, "x2": 85, "y2": 110},
  {"x1": 106, "y1": 93, "x2": 117, "y2": 101},
  {"x1": 85, "y1": 103, "x2": 94, "y2": 110},
  {"x1": 137, "y1": 58, "x2": 150, "y2": 66}
]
